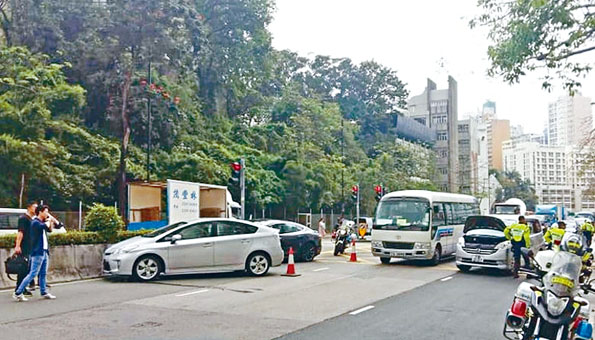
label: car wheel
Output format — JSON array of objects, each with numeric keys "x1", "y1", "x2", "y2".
[
  {"x1": 301, "y1": 243, "x2": 317, "y2": 262},
  {"x1": 380, "y1": 257, "x2": 391, "y2": 264},
  {"x1": 429, "y1": 245, "x2": 442, "y2": 266},
  {"x1": 132, "y1": 255, "x2": 162, "y2": 282},
  {"x1": 246, "y1": 252, "x2": 270, "y2": 276},
  {"x1": 456, "y1": 264, "x2": 471, "y2": 272}
]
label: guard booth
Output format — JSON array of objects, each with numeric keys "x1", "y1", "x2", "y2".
[{"x1": 127, "y1": 180, "x2": 233, "y2": 231}]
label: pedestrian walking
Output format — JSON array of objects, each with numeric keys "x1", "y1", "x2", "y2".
[
  {"x1": 14, "y1": 201, "x2": 38, "y2": 296},
  {"x1": 504, "y1": 215, "x2": 532, "y2": 278},
  {"x1": 13, "y1": 204, "x2": 56, "y2": 302},
  {"x1": 318, "y1": 217, "x2": 326, "y2": 238}
]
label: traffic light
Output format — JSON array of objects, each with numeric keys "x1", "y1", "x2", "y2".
[
  {"x1": 230, "y1": 161, "x2": 242, "y2": 184},
  {"x1": 351, "y1": 185, "x2": 359, "y2": 202},
  {"x1": 374, "y1": 185, "x2": 383, "y2": 201}
]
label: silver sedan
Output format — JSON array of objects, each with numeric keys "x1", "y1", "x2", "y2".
[{"x1": 103, "y1": 218, "x2": 284, "y2": 281}]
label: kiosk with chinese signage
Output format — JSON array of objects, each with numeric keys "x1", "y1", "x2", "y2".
[{"x1": 127, "y1": 180, "x2": 235, "y2": 230}]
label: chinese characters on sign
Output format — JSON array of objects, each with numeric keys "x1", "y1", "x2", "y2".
[{"x1": 167, "y1": 180, "x2": 200, "y2": 224}]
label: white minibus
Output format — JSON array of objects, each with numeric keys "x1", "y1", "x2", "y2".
[{"x1": 371, "y1": 190, "x2": 479, "y2": 265}]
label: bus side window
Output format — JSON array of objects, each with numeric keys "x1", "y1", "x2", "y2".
[{"x1": 432, "y1": 204, "x2": 445, "y2": 227}]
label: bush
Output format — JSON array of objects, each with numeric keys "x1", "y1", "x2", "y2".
[
  {"x1": 84, "y1": 203, "x2": 125, "y2": 242},
  {"x1": 0, "y1": 230, "x2": 152, "y2": 249}
]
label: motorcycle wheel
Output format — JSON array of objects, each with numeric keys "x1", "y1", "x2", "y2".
[{"x1": 334, "y1": 243, "x2": 343, "y2": 256}]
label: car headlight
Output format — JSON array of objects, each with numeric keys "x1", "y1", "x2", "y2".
[
  {"x1": 371, "y1": 241, "x2": 382, "y2": 248},
  {"x1": 414, "y1": 242, "x2": 431, "y2": 249},
  {"x1": 457, "y1": 237, "x2": 465, "y2": 247},
  {"x1": 112, "y1": 246, "x2": 139, "y2": 255},
  {"x1": 495, "y1": 241, "x2": 511, "y2": 250},
  {"x1": 546, "y1": 291, "x2": 569, "y2": 316}
]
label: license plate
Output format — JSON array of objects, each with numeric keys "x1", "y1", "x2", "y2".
[{"x1": 472, "y1": 255, "x2": 484, "y2": 263}]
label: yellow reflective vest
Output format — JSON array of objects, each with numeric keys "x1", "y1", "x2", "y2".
[
  {"x1": 504, "y1": 223, "x2": 531, "y2": 248},
  {"x1": 581, "y1": 222, "x2": 595, "y2": 233},
  {"x1": 544, "y1": 227, "x2": 566, "y2": 245}
]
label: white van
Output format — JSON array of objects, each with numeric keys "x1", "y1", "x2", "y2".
[{"x1": 0, "y1": 208, "x2": 66, "y2": 236}]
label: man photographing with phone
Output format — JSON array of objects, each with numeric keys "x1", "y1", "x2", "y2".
[{"x1": 13, "y1": 204, "x2": 57, "y2": 301}]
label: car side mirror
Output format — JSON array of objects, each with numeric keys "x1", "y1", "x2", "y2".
[{"x1": 171, "y1": 234, "x2": 182, "y2": 244}]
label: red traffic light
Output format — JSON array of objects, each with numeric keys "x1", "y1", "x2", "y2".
[
  {"x1": 374, "y1": 185, "x2": 382, "y2": 193},
  {"x1": 351, "y1": 185, "x2": 359, "y2": 192},
  {"x1": 231, "y1": 162, "x2": 242, "y2": 172}
]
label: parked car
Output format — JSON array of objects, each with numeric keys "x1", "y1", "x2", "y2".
[
  {"x1": 103, "y1": 218, "x2": 284, "y2": 281},
  {"x1": 256, "y1": 220, "x2": 321, "y2": 262},
  {"x1": 455, "y1": 215, "x2": 546, "y2": 273},
  {"x1": 0, "y1": 208, "x2": 66, "y2": 236}
]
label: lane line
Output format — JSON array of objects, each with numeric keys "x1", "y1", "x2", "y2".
[
  {"x1": 175, "y1": 289, "x2": 209, "y2": 297},
  {"x1": 349, "y1": 305, "x2": 375, "y2": 315},
  {"x1": 441, "y1": 276, "x2": 453, "y2": 282},
  {"x1": 313, "y1": 267, "x2": 329, "y2": 272}
]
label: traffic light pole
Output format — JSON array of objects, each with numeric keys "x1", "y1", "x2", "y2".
[
  {"x1": 356, "y1": 184, "x2": 360, "y2": 238},
  {"x1": 240, "y1": 158, "x2": 245, "y2": 220}
]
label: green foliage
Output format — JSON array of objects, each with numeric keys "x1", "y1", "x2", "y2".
[
  {"x1": 493, "y1": 170, "x2": 539, "y2": 211},
  {"x1": 472, "y1": 0, "x2": 595, "y2": 92},
  {"x1": 84, "y1": 203, "x2": 124, "y2": 242},
  {"x1": 0, "y1": 230, "x2": 151, "y2": 249}
]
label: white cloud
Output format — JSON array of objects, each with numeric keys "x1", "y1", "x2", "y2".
[{"x1": 269, "y1": 0, "x2": 595, "y2": 133}]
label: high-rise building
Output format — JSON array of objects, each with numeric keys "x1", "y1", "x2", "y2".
[
  {"x1": 547, "y1": 94, "x2": 593, "y2": 146},
  {"x1": 407, "y1": 76, "x2": 459, "y2": 192},
  {"x1": 458, "y1": 116, "x2": 488, "y2": 197},
  {"x1": 487, "y1": 119, "x2": 511, "y2": 170},
  {"x1": 502, "y1": 141, "x2": 595, "y2": 210}
]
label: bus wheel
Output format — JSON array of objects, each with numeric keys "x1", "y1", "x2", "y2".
[
  {"x1": 380, "y1": 257, "x2": 391, "y2": 264},
  {"x1": 429, "y1": 245, "x2": 441, "y2": 266}
]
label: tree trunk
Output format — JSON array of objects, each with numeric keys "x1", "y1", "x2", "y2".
[{"x1": 118, "y1": 72, "x2": 133, "y2": 222}]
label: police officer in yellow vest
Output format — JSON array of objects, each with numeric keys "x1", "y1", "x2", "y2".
[
  {"x1": 504, "y1": 216, "x2": 532, "y2": 278},
  {"x1": 581, "y1": 221, "x2": 594, "y2": 246},
  {"x1": 544, "y1": 221, "x2": 566, "y2": 250}
]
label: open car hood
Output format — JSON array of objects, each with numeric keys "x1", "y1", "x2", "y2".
[{"x1": 464, "y1": 215, "x2": 507, "y2": 233}]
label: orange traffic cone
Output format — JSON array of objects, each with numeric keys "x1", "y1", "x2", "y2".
[
  {"x1": 282, "y1": 247, "x2": 301, "y2": 277},
  {"x1": 349, "y1": 239, "x2": 357, "y2": 262}
]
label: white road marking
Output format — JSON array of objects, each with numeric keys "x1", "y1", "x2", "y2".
[
  {"x1": 441, "y1": 276, "x2": 453, "y2": 282},
  {"x1": 349, "y1": 305, "x2": 375, "y2": 315},
  {"x1": 175, "y1": 289, "x2": 209, "y2": 297},
  {"x1": 313, "y1": 267, "x2": 329, "y2": 272}
]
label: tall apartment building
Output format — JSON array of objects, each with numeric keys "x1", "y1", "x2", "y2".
[
  {"x1": 547, "y1": 94, "x2": 593, "y2": 146},
  {"x1": 407, "y1": 76, "x2": 459, "y2": 192},
  {"x1": 487, "y1": 119, "x2": 511, "y2": 170},
  {"x1": 458, "y1": 117, "x2": 488, "y2": 196},
  {"x1": 502, "y1": 141, "x2": 595, "y2": 210}
]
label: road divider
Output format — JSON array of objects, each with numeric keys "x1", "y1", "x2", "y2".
[{"x1": 349, "y1": 305, "x2": 375, "y2": 315}]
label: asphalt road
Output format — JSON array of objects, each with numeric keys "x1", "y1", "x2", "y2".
[
  {"x1": 278, "y1": 269, "x2": 521, "y2": 340},
  {"x1": 0, "y1": 239, "x2": 525, "y2": 340}
]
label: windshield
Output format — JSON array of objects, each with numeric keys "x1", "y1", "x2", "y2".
[
  {"x1": 142, "y1": 222, "x2": 187, "y2": 237},
  {"x1": 375, "y1": 198, "x2": 430, "y2": 231},
  {"x1": 576, "y1": 213, "x2": 593, "y2": 220},
  {"x1": 494, "y1": 205, "x2": 518, "y2": 214},
  {"x1": 544, "y1": 251, "x2": 582, "y2": 297}
]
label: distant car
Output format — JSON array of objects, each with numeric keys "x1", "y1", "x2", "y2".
[
  {"x1": 257, "y1": 220, "x2": 321, "y2": 262},
  {"x1": 0, "y1": 208, "x2": 67, "y2": 236},
  {"x1": 455, "y1": 215, "x2": 546, "y2": 273},
  {"x1": 103, "y1": 218, "x2": 284, "y2": 281}
]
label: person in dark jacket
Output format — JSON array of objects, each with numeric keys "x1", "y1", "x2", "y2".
[
  {"x1": 13, "y1": 205, "x2": 56, "y2": 301},
  {"x1": 14, "y1": 201, "x2": 37, "y2": 296}
]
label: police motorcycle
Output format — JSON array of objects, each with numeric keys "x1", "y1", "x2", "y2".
[
  {"x1": 503, "y1": 233, "x2": 595, "y2": 340},
  {"x1": 334, "y1": 221, "x2": 355, "y2": 256}
]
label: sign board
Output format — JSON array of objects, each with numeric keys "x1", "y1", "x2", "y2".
[{"x1": 167, "y1": 179, "x2": 200, "y2": 224}]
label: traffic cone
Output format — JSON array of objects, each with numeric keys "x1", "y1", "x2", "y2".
[
  {"x1": 282, "y1": 247, "x2": 301, "y2": 277},
  {"x1": 349, "y1": 239, "x2": 357, "y2": 262}
]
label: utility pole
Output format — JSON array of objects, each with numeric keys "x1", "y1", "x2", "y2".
[
  {"x1": 146, "y1": 57, "x2": 152, "y2": 182},
  {"x1": 240, "y1": 158, "x2": 246, "y2": 220}
]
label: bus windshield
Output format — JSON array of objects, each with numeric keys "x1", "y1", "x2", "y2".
[
  {"x1": 494, "y1": 205, "x2": 519, "y2": 214},
  {"x1": 375, "y1": 199, "x2": 430, "y2": 231}
]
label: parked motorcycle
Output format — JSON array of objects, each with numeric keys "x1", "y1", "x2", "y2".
[
  {"x1": 503, "y1": 250, "x2": 594, "y2": 340},
  {"x1": 334, "y1": 225, "x2": 355, "y2": 256}
]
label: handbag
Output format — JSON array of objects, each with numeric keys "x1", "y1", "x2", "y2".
[{"x1": 4, "y1": 253, "x2": 29, "y2": 280}]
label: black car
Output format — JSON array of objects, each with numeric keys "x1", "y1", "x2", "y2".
[{"x1": 257, "y1": 220, "x2": 322, "y2": 262}]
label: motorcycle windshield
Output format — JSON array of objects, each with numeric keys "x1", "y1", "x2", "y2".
[{"x1": 544, "y1": 251, "x2": 582, "y2": 297}]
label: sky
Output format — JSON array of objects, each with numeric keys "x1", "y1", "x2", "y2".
[{"x1": 268, "y1": 0, "x2": 595, "y2": 134}]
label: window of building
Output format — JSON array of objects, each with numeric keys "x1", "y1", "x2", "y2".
[{"x1": 437, "y1": 132, "x2": 448, "y2": 141}]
